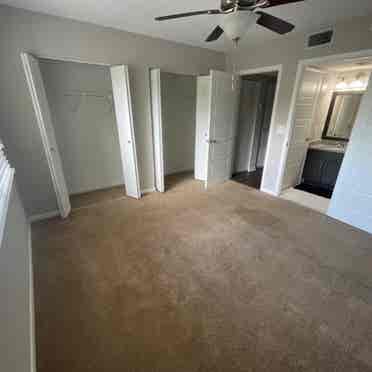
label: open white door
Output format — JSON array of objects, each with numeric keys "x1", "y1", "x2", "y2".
[
  {"x1": 110, "y1": 65, "x2": 141, "y2": 199},
  {"x1": 150, "y1": 68, "x2": 165, "y2": 192},
  {"x1": 21, "y1": 53, "x2": 71, "y2": 218},
  {"x1": 282, "y1": 69, "x2": 323, "y2": 190},
  {"x1": 205, "y1": 70, "x2": 240, "y2": 188}
]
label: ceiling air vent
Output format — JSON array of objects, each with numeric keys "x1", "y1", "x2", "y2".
[{"x1": 307, "y1": 29, "x2": 334, "y2": 48}]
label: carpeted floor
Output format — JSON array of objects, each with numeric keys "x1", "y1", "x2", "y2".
[
  {"x1": 70, "y1": 185, "x2": 126, "y2": 210},
  {"x1": 32, "y1": 179, "x2": 372, "y2": 372}
]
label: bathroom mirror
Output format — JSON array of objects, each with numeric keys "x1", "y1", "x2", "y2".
[{"x1": 322, "y1": 92, "x2": 363, "y2": 141}]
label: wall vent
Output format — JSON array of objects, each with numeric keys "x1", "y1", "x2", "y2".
[{"x1": 306, "y1": 29, "x2": 334, "y2": 48}]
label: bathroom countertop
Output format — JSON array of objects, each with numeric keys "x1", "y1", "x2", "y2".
[{"x1": 309, "y1": 141, "x2": 346, "y2": 154}]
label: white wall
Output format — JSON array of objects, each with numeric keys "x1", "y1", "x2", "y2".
[
  {"x1": 227, "y1": 14, "x2": 372, "y2": 194},
  {"x1": 161, "y1": 72, "x2": 197, "y2": 175},
  {"x1": 0, "y1": 5, "x2": 225, "y2": 216},
  {"x1": 328, "y1": 75, "x2": 372, "y2": 234},
  {"x1": 0, "y1": 183, "x2": 34, "y2": 372},
  {"x1": 39, "y1": 60, "x2": 124, "y2": 195}
]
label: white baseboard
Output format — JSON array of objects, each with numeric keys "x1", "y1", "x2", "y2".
[
  {"x1": 260, "y1": 187, "x2": 279, "y2": 197},
  {"x1": 29, "y1": 210, "x2": 59, "y2": 223},
  {"x1": 28, "y1": 226, "x2": 37, "y2": 372},
  {"x1": 141, "y1": 187, "x2": 156, "y2": 195}
]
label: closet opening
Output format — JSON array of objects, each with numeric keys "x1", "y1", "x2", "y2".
[
  {"x1": 232, "y1": 72, "x2": 278, "y2": 190},
  {"x1": 39, "y1": 59, "x2": 126, "y2": 209},
  {"x1": 150, "y1": 69, "x2": 202, "y2": 193},
  {"x1": 22, "y1": 53, "x2": 141, "y2": 218}
]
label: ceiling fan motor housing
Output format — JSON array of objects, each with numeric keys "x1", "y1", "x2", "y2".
[{"x1": 221, "y1": 0, "x2": 258, "y2": 11}]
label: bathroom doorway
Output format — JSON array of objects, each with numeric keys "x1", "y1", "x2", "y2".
[{"x1": 280, "y1": 55, "x2": 372, "y2": 213}]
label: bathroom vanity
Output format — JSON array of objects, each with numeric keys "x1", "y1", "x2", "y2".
[
  {"x1": 298, "y1": 90, "x2": 362, "y2": 197},
  {"x1": 302, "y1": 142, "x2": 345, "y2": 192}
]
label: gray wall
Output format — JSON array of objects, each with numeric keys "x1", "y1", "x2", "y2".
[
  {"x1": 39, "y1": 59, "x2": 124, "y2": 195},
  {"x1": 328, "y1": 75, "x2": 372, "y2": 234},
  {"x1": 0, "y1": 183, "x2": 33, "y2": 372},
  {"x1": 257, "y1": 78, "x2": 276, "y2": 168},
  {"x1": 161, "y1": 72, "x2": 197, "y2": 175},
  {"x1": 227, "y1": 15, "x2": 372, "y2": 194},
  {"x1": 0, "y1": 5, "x2": 225, "y2": 215}
]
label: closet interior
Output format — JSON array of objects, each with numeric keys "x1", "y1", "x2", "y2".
[{"x1": 39, "y1": 59, "x2": 125, "y2": 208}]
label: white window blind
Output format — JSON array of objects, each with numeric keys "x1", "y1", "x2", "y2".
[{"x1": 0, "y1": 142, "x2": 15, "y2": 246}]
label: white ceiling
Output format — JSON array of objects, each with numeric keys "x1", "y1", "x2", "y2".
[{"x1": 2, "y1": 0, "x2": 372, "y2": 52}]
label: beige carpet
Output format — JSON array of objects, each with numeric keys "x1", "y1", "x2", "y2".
[{"x1": 32, "y1": 179, "x2": 372, "y2": 372}]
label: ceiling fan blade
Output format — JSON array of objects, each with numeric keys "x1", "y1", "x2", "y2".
[
  {"x1": 261, "y1": 0, "x2": 305, "y2": 8},
  {"x1": 155, "y1": 9, "x2": 220, "y2": 21},
  {"x1": 206, "y1": 26, "x2": 224, "y2": 42},
  {"x1": 256, "y1": 11, "x2": 295, "y2": 34}
]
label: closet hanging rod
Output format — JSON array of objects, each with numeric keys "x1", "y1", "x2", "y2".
[{"x1": 63, "y1": 91, "x2": 112, "y2": 98}]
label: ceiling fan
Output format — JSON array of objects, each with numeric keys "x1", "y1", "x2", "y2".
[{"x1": 155, "y1": 0, "x2": 304, "y2": 43}]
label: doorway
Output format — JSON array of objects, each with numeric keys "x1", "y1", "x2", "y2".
[
  {"x1": 280, "y1": 56, "x2": 372, "y2": 214},
  {"x1": 21, "y1": 53, "x2": 141, "y2": 218},
  {"x1": 150, "y1": 69, "x2": 203, "y2": 192},
  {"x1": 232, "y1": 72, "x2": 278, "y2": 190}
]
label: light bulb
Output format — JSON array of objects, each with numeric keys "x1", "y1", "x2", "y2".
[
  {"x1": 349, "y1": 79, "x2": 366, "y2": 90},
  {"x1": 335, "y1": 79, "x2": 348, "y2": 91}
]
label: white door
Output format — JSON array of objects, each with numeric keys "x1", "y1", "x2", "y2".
[
  {"x1": 282, "y1": 69, "x2": 323, "y2": 189},
  {"x1": 21, "y1": 53, "x2": 71, "y2": 218},
  {"x1": 205, "y1": 70, "x2": 240, "y2": 188},
  {"x1": 110, "y1": 65, "x2": 141, "y2": 199},
  {"x1": 150, "y1": 68, "x2": 165, "y2": 192}
]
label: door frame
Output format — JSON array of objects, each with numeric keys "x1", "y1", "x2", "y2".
[
  {"x1": 276, "y1": 48, "x2": 372, "y2": 196},
  {"x1": 149, "y1": 68, "x2": 165, "y2": 192},
  {"x1": 21, "y1": 52, "x2": 141, "y2": 217},
  {"x1": 238, "y1": 64, "x2": 283, "y2": 194}
]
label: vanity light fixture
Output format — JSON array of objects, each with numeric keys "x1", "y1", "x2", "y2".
[
  {"x1": 335, "y1": 73, "x2": 368, "y2": 92},
  {"x1": 335, "y1": 77, "x2": 348, "y2": 91},
  {"x1": 348, "y1": 73, "x2": 368, "y2": 90}
]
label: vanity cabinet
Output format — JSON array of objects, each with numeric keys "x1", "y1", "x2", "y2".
[{"x1": 302, "y1": 149, "x2": 344, "y2": 190}]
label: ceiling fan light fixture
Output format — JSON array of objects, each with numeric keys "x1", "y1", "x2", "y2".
[{"x1": 221, "y1": 11, "x2": 259, "y2": 41}]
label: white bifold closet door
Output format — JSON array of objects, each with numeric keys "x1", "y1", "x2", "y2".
[
  {"x1": 110, "y1": 65, "x2": 141, "y2": 199},
  {"x1": 205, "y1": 70, "x2": 240, "y2": 188},
  {"x1": 149, "y1": 68, "x2": 165, "y2": 192},
  {"x1": 21, "y1": 53, "x2": 71, "y2": 218}
]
